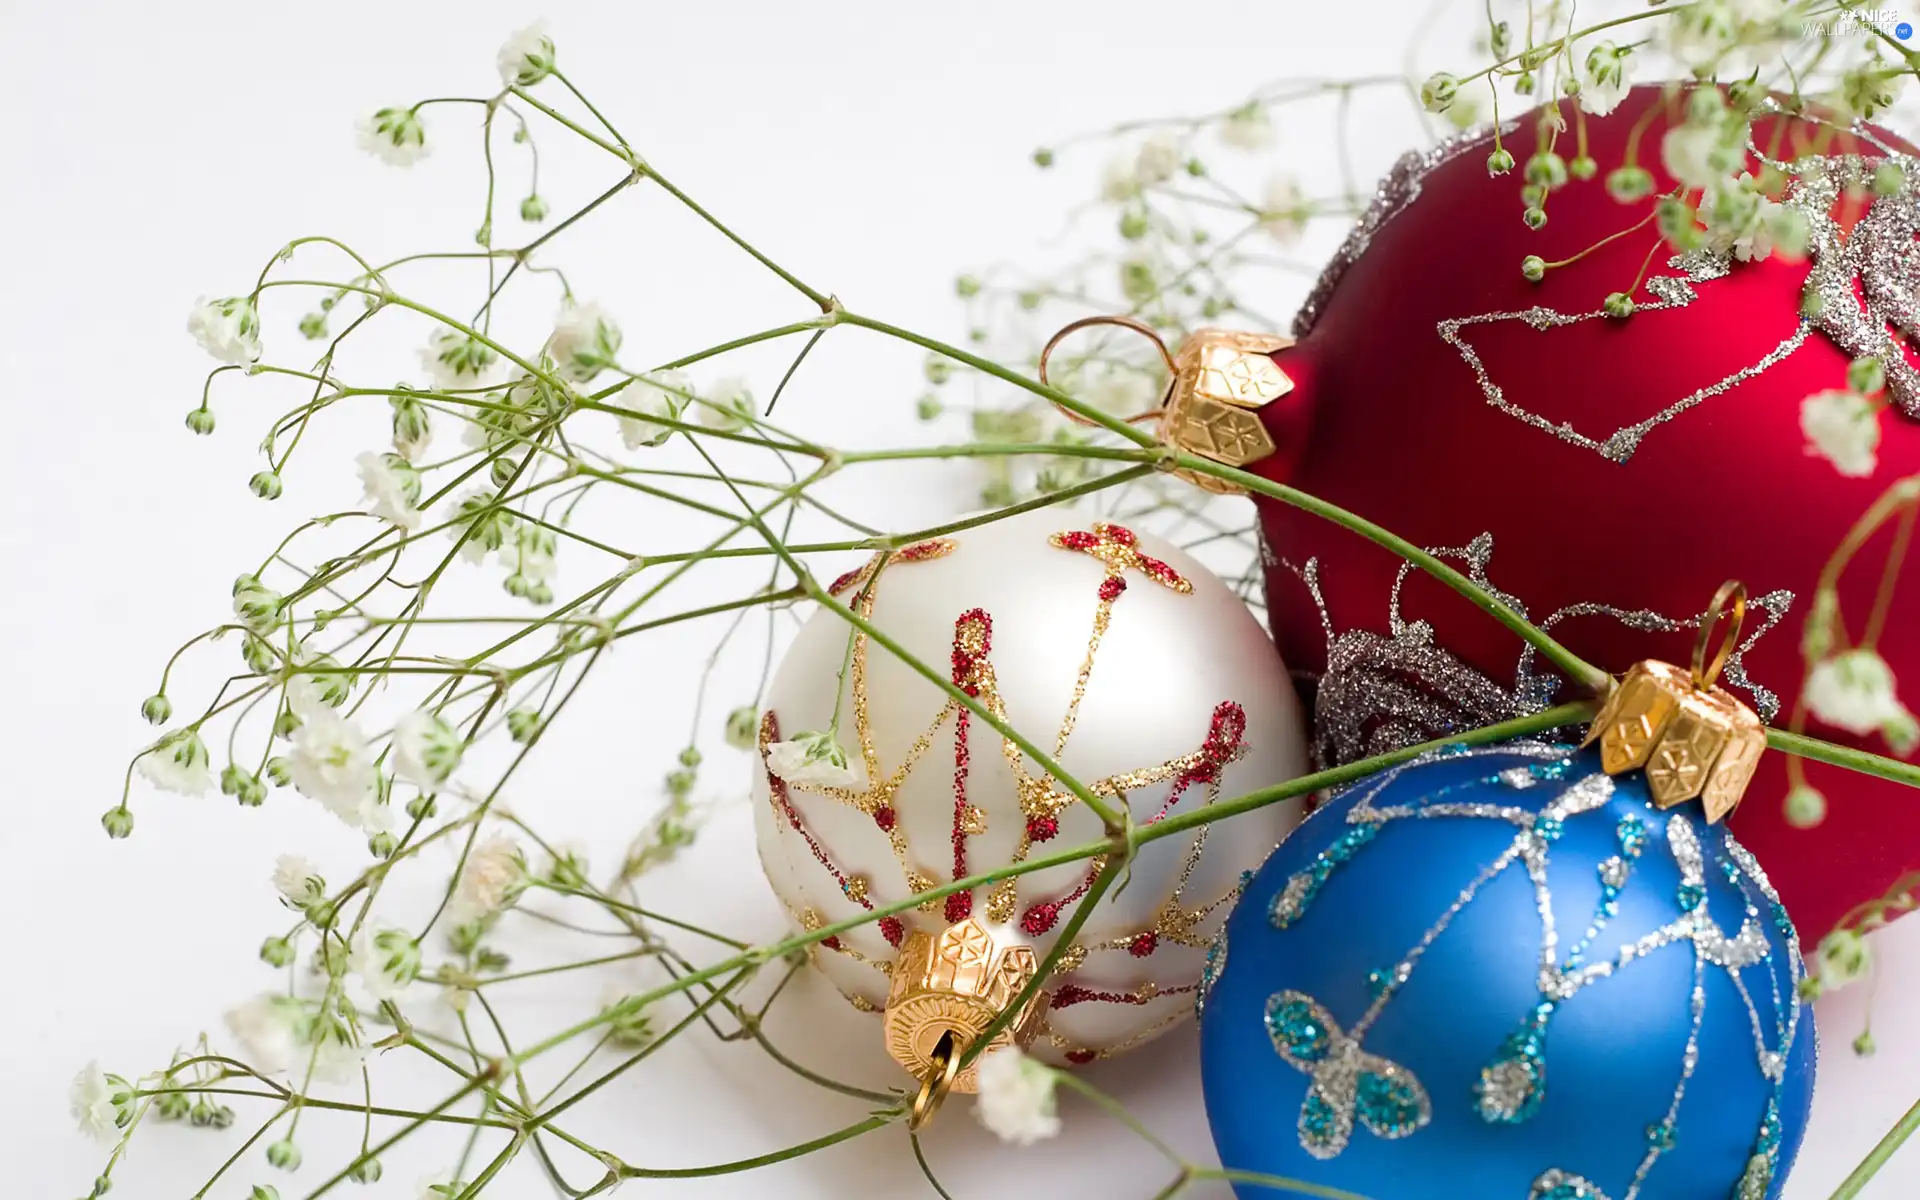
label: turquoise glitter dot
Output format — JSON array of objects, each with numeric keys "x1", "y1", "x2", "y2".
[{"x1": 1266, "y1": 995, "x2": 1332, "y2": 1063}]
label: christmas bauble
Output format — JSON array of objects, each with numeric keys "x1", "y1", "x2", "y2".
[
  {"x1": 1249, "y1": 85, "x2": 1920, "y2": 938},
  {"x1": 752, "y1": 506, "x2": 1310, "y2": 1084},
  {"x1": 1199, "y1": 741, "x2": 1815, "y2": 1200}
]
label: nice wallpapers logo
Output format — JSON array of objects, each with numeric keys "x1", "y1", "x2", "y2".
[{"x1": 1803, "y1": 7, "x2": 1915, "y2": 38}]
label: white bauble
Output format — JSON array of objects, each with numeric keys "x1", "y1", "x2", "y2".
[{"x1": 751, "y1": 506, "x2": 1309, "y2": 1071}]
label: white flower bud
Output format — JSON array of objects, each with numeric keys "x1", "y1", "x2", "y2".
[
  {"x1": 356, "y1": 107, "x2": 428, "y2": 168},
  {"x1": 188, "y1": 297, "x2": 263, "y2": 366},
  {"x1": 497, "y1": 21, "x2": 557, "y2": 87}
]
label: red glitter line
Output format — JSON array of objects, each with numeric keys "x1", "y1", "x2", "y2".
[
  {"x1": 945, "y1": 610, "x2": 992, "y2": 924},
  {"x1": 1020, "y1": 864, "x2": 1101, "y2": 936},
  {"x1": 760, "y1": 712, "x2": 872, "y2": 911},
  {"x1": 1146, "y1": 700, "x2": 1248, "y2": 823},
  {"x1": 1052, "y1": 980, "x2": 1198, "y2": 1009}
]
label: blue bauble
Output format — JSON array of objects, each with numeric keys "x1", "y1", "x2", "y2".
[{"x1": 1199, "y1": 742, "x2": 1815, "y2": 1200}]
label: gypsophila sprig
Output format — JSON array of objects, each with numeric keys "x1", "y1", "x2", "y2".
[{"x1": 102, "y1": 15, "x2": 1920, "y2": 1200}]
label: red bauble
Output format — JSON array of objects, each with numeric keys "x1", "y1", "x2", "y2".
[{"x1": 1253, "y1": 85, "x2": 1920, "y2": 938}]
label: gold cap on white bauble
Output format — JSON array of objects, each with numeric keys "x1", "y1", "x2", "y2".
[{"x1": 750, "y1": 506, "x2": 1309, "y2": 1097}]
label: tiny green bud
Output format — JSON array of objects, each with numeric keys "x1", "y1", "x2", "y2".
[
  {"x1": 1486, "y1": 148, "x2": 1516, "y2": 176},
  {"x1": 665, "y1": 768, "x2": 696, "y2": 796},
  {"x1": 1603, "y1": 292, "x2": 1636, "y2": 319},
  {"x1": 238, "y1": 778, "x2": 267, "y2": 807},
  {"x1": 1606, "y1": 165, "x2": 1655, "y2": 203},
  {"x1": 678, "y1": 745, "x2": 703, "y2": 769},
  {"x1": 221, "y1": 764, "x2": 248, "y2": 796},
  {"x1": 211, "y1": 1105, "x2": 236, "y2": 1129},
  {"x1": 190, "y1": 1100, "x2": 216, "y2": 1127},
  {"x1": 297, "y1": 312, "x2": 328, "y2": 340},
  {"x1": 1521, "y1": 255, "x2": 1547, "y2": 283},
  {"x1": 490, "y1": 456, "x2": 519, "y2": 488},
  {"x1": 1853, "y1": 1030, "x2": 1878, "y2": 1057},
  {"x1": 1568, "y1": 156, "x2": 1597, "y2": 181},
  {"x1": 405, "y1": 793, "x2": 436, "y2": 820},
  {"x1": 186, "y1": 408, "x2": 217, "y2": 436},
  {"x1": 1118, "y1": 208, "x2": 1149, "y2": 240},
  {"x1": 368, "y1": 831, "x2": 397, "y2": 859},
  {"x1": 915, "y1": 394, "x2": 943, "y2": 421},
  {"x1": 347, "y1": 1157, "x2": 383, "y2": 1185},
  {"x1": 101, "y1": 807, "x2": 134, "y2": 839},
  {"x1": 924, "y1": 354, "x2": 953, "y2": 386},
  {"x1": 1874, "y1": 162, "x2": 1905, "y2": 197},
  {"x1": 141, "y1": 694, "x2": 173, "y2": 725},
  {"x1": 1524, "y1": 152, "x2": 1568, "y2": 191},
  {"x1": 249, "y1": 471, "x2": 284, "y2": 500},
  {"x1": 264, "y1": 756, "x2": 292, "y2": 786},
  {"x1": 1031, "y1": 147, "x2": 1054, "y2": 168},
  {"x1": 156, "y1": 1090, "x2": 191, "y2": 1121},
  {"x1": 1522, "y1": 206, "x2": 1548, "y2": 230},
  {"x1": 94, "y1": 1177, "x2": 112, "y2": 1197},
  {"x1": 725, "y1": 705, "x2": 758, "y2": 750},
  {"x1": 252, "y1": 1187, "x2": 282, "y2": 1200},
  {"x1": 474, "y1": 219, "x2": 492, "y2": 246},
  {"x1": 1514, "y1": 73, "x2": 1535, "y2": 96},
  {"x1": 520, "y1": 193, "x2": 549, "y2": 222},
  {"x1": 274, "y1": 709, "x2": 301, "y2": 738},
  {"x1": 1801, "y1": 284, "x2": 1826, "y2": 319},
  {"x1": 529, "y1": 582, "x2": 554, "y2": 606},
  {"x1": 266, "y1": 1139, "x2": 301, "y2": 1171},
  {"x1": 1784, "y1": 785, "x2": 1827, "y2": 829},
  {"x1": 954, "y1": 274, "x2": 981, "y2": 298},
  {"x1": 1848, "y1": 355, "x2": 1886, "y2": 395},
  {"x1": 1420, "y1": 72, "x2": 1459, "y2": 113},
  {"x1": 1017, "y1": 290, "x2": 1042, "y2": 311},
  {"x1": 260, "y1": 936, "x2": 296, "y2": 967},
  {"x1": 506, "y1": 708, "x2": 541, "y2": 744}
]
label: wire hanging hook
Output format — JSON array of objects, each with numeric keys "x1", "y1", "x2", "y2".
[{"x1": 1036, "y1": 315, "x2": 1177, "y2": 428}]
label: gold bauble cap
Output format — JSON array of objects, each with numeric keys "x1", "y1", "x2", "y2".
[
  {"x1": 1583, "y1": 581, "x2": 1767, "y2": 824},
  {"x1": 882, "y1": 917, "x2": 1049, "y2": 1127}
]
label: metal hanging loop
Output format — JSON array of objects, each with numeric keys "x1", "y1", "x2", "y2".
[
  {"x1": 908, "y1": 1030, "x2": 963, "y2": 1132},
  {"x1": 1036, "y1": 315, "x2": 1177, "y2": 428},
  {"x1": 1692, "y1": 580, "x2": 1748, "y2": 692}
]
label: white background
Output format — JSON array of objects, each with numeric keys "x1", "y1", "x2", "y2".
[{"x1": 2, "y1": 1, "x2": 1917, "y2": 1197}]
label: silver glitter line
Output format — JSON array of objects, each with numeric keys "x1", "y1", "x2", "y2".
[
  {"x1": 1626, "y1": 954, "x2": 1709, "y2": 1200},
  {"x1": 1435, "y1": 305, "x2": 1814, "y2": 465},
  {"x1": 1292, "y1": 121, "x2": 1515, "y2": 339}
]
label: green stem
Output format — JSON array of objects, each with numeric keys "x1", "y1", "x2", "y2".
[
  {"x1": 617, "y1": 1115, "x2": 892, "y2": 1178},
  {"x1": 1830, "y1": 1095, "x2": 1920, "y2": 1199}
]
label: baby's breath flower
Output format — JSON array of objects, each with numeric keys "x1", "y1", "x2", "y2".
[
  {"x1": 549, "y1": 301, "x2": 622, "y2": 382},
  {"x1": 617, "y1": 371, "x2": 690, "y2": 448},
  {"x1": 249, "y1": 471, "x2": 284, "y2": 500},
  {"x1": 356, "y1": 451, "x2": 424, "y2": 530},
  {"x1": 350, "y1": 926, "x2": 420, "y2": 1001},
  {"x1": 725, "y1": 706, "x2": 759, "y2": 749},
  {"x1": 764, "y1": 730, "x2": 867, "y2": 789},
  {"x1": 356, "y1": 107, "x2": 428, "y2": 168},
  {"x1": 1663, "y1": 1, "x2": 1740, "y2": 71},
  {"x1": 140, "y1": 693, "x2": 173, "y2": 725},
  {"x1": 496, "y1": 21, "x2": 557, "y2": 87},
  {"x1": 446, "y1": 489, "x2": 517, "y2": 564},
  {"x1": 393, "y1": 709, "x2": 463, "y2": 788},
  {"x1": 390, "y1": 392, "x2": 432, "y2": 460},
  {"x1": 1799, "y1": 390, "x2": 1881, "y2": 478},
  {"x1": 1579, "y1": 42, "x2": 1632, "y2": 116},
  {"x1": 1098, "y1": 154, "x2": 1139, "y2": 203},
  {"x1": 273, "y1": 855, "x2": 326, "y2": 912},
  {"x1": 449, "y1": 835, "x2": 526, "y2": 926},
  {"x1": 974, "y1": 1047, "x2": 1061, "y2": 1145},
  {"x1": 1805, "y1": 648, "x2": 1909, "y2": 736},
  {"x1": 232, "y1": 580, "x2": 285, "y2": 634},
  {"x1": 1815, "y1": 927, "x2": 1872, "y2": 991},
  {"x1": 1660, "y1": 123, "x2": 1733, "y2": 191},
  {"x1": 1832, "y1": 65, "x2": 1904, "y2": 121},
  {"x1": 1133, "y1": 131, "x2": 1182, "y2": 186},
  {"x1": 1219, "y1": 101, "x2": 1273, "y2": 150},
  {"x1": 287, "y1": 704, "x2": 385, "y2": 830},
  {"x1": 519, "y1": 193, "x2": 549, "y2": 222},
  {"x1": 420, "y1": 328, "x2": 498, "y2": 390},
  {"x1": 696, "y1": 376, "x2": 757, "y2": 432},
  {"x1": 1419, "y1": 72, "x2": 1458, "y2": 113},
  {"x1": 1259, "y1": 177, "x2": 1307, "y2": 246},
  {"x1": 188, "y1": 297, "x2": 263, "y2": 366},
  {"x1": 224, "y1": 994, "x2": 364, "y2": 1082},
  {"x1": 139, "y1": 729, "x2": 213, "y2": 796},
  {"x1": 71, "y1": 1063, "x2": 132, "y2": 1144}
]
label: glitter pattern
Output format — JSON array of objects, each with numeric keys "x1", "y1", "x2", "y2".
[
  {"x1": 1293, "y1": 120, "x2": 1515, "y2": 339},
  {"x1": 1265, "y1": 989, "x2": 1433, "y2": 1159},
  {"x1": 1295, "y1": 100, "x2": 1917, "y2": 454},
  {"x1": 762, "y1": 524, "x2": 1257, "y2": 1059},
  {"x1": 1275, "y1": 535, "x2": 1793, "y2": 771},
  {"x1": 1254, "y1": 742, "x2": 1804, "y2": 1197}
]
